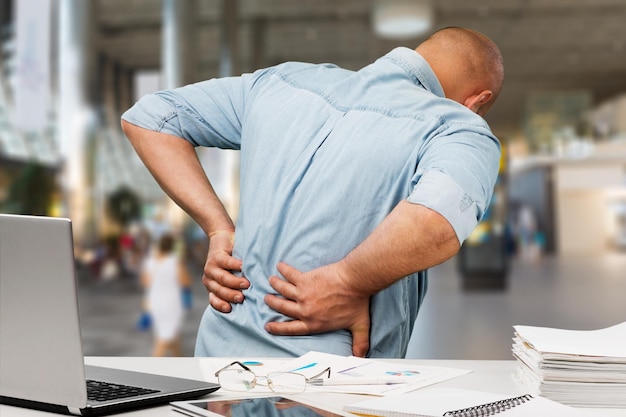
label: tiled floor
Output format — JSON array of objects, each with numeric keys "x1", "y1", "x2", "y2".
[{"x1": 78, "y1": 252, "x2": 626, "y2": 359}]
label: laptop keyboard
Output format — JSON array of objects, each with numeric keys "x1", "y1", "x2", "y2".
[{"x1": 86, "y1": 380, "x2": 160, "y2": 402}]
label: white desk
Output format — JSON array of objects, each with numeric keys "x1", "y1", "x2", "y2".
[{"x1": 2, "y1": 357, "x2": 624, "y2": 416}]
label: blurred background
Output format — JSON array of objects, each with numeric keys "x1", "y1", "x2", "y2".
[{"x1": 0, "y1": 0, "x2": 625, "y2": 359}]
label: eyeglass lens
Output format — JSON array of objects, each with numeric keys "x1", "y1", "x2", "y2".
[
  {"x1": 218, "y1": 369, "x2": 256, "y2": 391},
  {"x1": 266, "y1": 372, "x2": 306, "y2": 393}
]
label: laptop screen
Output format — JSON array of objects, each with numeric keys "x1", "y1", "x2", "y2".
[{"x1": 0, "y1": 214, "x2": 88, "y2": 408}]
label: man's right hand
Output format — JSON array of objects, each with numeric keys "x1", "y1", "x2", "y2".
[{"x1": 202, "y1": 230, "x2": 248, "y2": 313}]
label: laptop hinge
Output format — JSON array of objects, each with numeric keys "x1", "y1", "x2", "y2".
[{"x1": 68, "y1": 406, "x2": 83, "y2": 415}]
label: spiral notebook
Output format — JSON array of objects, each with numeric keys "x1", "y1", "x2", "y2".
[{"x1": 343, "y1": 387, "x2": 608, "y2": 417}]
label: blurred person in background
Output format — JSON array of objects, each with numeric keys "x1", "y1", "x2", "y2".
[
  {"x1": 144, "y1": 208, "x2": 171, "y2": 246},
  {"x1": 141, "y1": 233, "x2": 192, "y2": 356},
  {"x1": 122, "y1": 27, "x2": 504, "y2": 358}
]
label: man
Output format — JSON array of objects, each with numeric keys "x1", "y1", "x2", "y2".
[{"x1": 121, "y1": 26, "x2": 504, "y2": 358}]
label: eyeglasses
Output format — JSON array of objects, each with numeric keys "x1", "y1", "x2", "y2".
[{"x1": 215, "y1": 361, "x2": 331, "y2": 394}]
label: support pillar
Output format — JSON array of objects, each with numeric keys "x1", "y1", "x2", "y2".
[
  {"x1": 197, "y1": 0, "x2": 241, "y2": 221},
  {"x1": 162, "y1": 0, "x2": 197, "y2": 89},
  {"x1": 57, "y1": 0, "x2": 97, "y2": 244},
  {"x1": 161, "y1": 0, "x2": 198, "y2": 230}
]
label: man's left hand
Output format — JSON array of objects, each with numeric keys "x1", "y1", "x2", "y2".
[{"x1": 264, "y1": 262, "x2": 371, "y2": 357}]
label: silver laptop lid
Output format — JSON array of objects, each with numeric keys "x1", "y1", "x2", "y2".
[{"x1": 0, "y1": 214, "x2": 88, "y2": 408}]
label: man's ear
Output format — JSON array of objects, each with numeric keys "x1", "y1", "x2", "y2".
[{"x1": 463, "y1": 90, "x2": 493, "y2": 115}]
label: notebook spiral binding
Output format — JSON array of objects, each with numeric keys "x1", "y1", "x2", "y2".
[{"x1": 443, "y1": 394, "x2": 533, "y2": 416}]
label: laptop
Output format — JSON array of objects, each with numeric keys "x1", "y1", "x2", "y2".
[{"x1": 0, "y1": 214, "x2": 220, "y2": 415}]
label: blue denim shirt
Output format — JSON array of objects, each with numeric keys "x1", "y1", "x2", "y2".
[{"x1": 122, "y1": 47, "x2": 501, "y2": 358}]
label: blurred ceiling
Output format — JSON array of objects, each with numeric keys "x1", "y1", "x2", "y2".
[{"x1": 97, "y1": 0, "x2": 626, "y2": 132}]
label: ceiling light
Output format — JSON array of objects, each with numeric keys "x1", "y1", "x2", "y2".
[{"x1": 372, "y1": 0, "x2": 434, "y2": 40}]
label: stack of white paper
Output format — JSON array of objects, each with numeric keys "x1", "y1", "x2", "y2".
[{"x1": 512, "y1": 322, "x2": 626, "y2": 408}]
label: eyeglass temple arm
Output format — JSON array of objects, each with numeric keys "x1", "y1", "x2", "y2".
[
  {"x1": 306, "y1": 366, "x2": 331, "y2": 382},
  {"x1": 214, "y1": 361, "x2": 253, "y2": 377}
]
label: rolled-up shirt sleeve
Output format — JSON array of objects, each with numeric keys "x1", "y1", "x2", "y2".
[
  {"x1": 121, "y1": 75, "x2": 257, "y2": 150},
  {"x1": 407, "y1": 127, "x2": 501, "y2": 244}
]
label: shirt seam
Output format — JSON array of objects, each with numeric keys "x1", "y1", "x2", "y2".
[
  {"x1": 378, "y1": 54, "x2": 431, "y2": 94},
  {"x1": 268, "y1": 67, "x2": 445, "y2": 125},
  {"x1": 149, "y1": 94, "x2": 183, "y2": 133}
]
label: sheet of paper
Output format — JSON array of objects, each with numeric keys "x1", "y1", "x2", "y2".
[
  {"x1": 199, "y1": 351, "x2": 471, "y2": 396},
  {"x1": 344, "y1": 387, "x2": 509, "y2": 416},
  {"x1": 344, "y1": 388, "x2": 609, "y2": 417},
  {"x1": 514, "y1": 321, "x2": 626, "y2": 358}
]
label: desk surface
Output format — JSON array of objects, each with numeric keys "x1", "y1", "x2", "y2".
[{"x1": 2, "y1": 357, "x2": 624, "y2": 416}]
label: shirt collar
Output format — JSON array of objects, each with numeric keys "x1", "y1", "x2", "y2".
[{"x1": 381, "y1": 47, "x2": 445, "y2": 98}]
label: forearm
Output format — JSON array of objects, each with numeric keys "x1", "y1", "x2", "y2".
[
  {"x1": 337, "y1": 200, "x2": 460, "y2": 296},
  {"x1": 121, "y1": 120, "x2": 234, "y2": 235}
]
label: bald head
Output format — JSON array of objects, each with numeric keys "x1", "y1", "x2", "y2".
[{"x1": 416, "y1": 27, "x2": 504, "y2": 116}]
